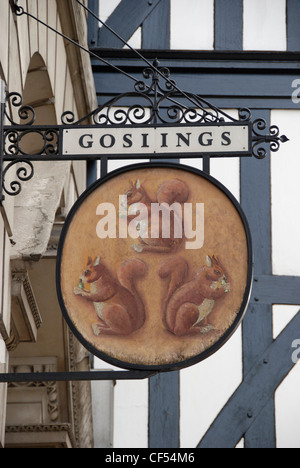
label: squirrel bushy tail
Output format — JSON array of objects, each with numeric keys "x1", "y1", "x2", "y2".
[
  {"x1": 117, "y1": 259, "x2": 147, "y2": 314},
  {"x1": 158, "y1": 257, "x2": 188, "y2": 305},
  {"x1": 157, "y1": 179, "x2": 189, "y2": 204}
]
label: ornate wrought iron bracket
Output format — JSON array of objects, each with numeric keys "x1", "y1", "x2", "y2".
[{"x1": 1, "y1": 62, "x2": 289, "y2": 199}]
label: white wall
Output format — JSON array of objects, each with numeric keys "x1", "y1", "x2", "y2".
[
  {"x1": 170, "y1": 0, "x2": 214, "y2": 50},
  {"x1": 180, "y1": 330, "x2": 242, "y2": 448},
  {"x1": 271, "y1": 110, "x2": 300, "y2": 448},
  {"x1": 93, "y1": 358, "x2": 148, "y2": 448},
  {"x1": 99, "y1": 0, "x2": 289, "y2": 53},
  {"x1": 243, "y1": 0, "x2": 287, "y2": 51}
]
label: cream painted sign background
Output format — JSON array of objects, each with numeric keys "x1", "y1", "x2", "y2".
[{"x1": 63, "y1": 124, "x2": 251, "y2": 157}]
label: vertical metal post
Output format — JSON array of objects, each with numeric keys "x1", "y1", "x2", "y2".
[
  {"x1": 87, "y1": 160, "x2": 98, "y2": 187},
  {"x1": 202, "y1": 156, "x2": 210, "y2": 175},
  {"x1": 100, "y1": 157, "x2": 108, "y2": 178}
]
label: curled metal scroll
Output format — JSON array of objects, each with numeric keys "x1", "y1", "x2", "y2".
[
  {"x1": 3, "y1": 92, "x2": 52, "y2": 196},
  {"x1": 5, "y1": 92, "x2": 36, "y2": 126},
  {"x1": 2, "y1": 61, "x2": 289, "y2": 199},
  {"x1": 252, "y1": 118, "x2": 289, "y2": 159},
  {"x1": 3, "y1": 160, "x2": 34, "y2": 196},
  {"x1": 4, "y1": 128, "x2": 59, "y2": 157},
  {"x1": 61, "y1": 61, "x2": 253, "y2": 127}
]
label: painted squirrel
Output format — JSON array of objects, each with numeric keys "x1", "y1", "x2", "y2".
[
  {"x1": 124, "y1": 178, "x2": 190, "y2": 254},
  {"x1": 74, "y1": 256, "x2": 147, "y2": 336},
  {"x1": 158, "y1": 255, "x2": 230, "y2": 336}
]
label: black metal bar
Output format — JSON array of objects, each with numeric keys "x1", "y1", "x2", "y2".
[
  {"x1": 2, "y1": 153, "x2": 254, "y2": 162},
  {"x1": 0, "y1": 370, "x2": 157, "y2": 383},
  {"x1": 13, "y1": 2, "x2": 140, "y2": 87},
  {"x1": 202, "y1": 156, "x2": 210, "y2": 175},
  {"x1": 100, "y1": 156, "x2": 108, "y2": 177},
  {"x1": 87, "y1": 160, "x2": 98, "y2": 187}
]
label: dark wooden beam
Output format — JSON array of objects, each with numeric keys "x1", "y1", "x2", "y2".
[
  {"x1": 98, "y1": 0, "x2": 163, "y2": 48},
  {"x1": 149, "y1": 371, "x2": 180, "y2": 448},
  {"x1": 251, "y1": 275, "x2": 300, "y2": 305},
  {"x1": 241, "y1": 110, "x2": 275, "y2": 448},
  {"x1": 287, "y1": 0, "x2": 300, "y2": 51},
  {"x1": 198, "y1": 310, "x2": 300, "y2": 448},
  {"x1": 214, "y1": 0, "x2": 243, "y2": 50},
  {"x1": 142, "y1": 0, "x2": 170, "y2": 49}
]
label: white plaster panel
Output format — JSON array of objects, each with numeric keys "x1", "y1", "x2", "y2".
[
  {"x1": 243, "y1": 0, "x2": 287, "y2": 51},
  {"x1": 271, "y1": 110, "x2": 300, "y2": 275},
  {"x1": 180, "y1": 328, "x2": 242, "y2": 448},
  {"x1": 171, "y1": 0, "x2": 214, "y2": 50}
]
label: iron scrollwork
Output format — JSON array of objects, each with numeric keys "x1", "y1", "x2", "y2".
[
  {"x1": 3, "y1": 93, "x2": 36, "y2": 197},
  {"x1": 252, "y1": 118, "x2": 289, "y2": 159},
  {"x1": 1, "y1": 62, "x2": 289, "y2": 198},
  {"x1": 5, "y1": 127, "x2": 59, "y2": 157},
  {"x1": 3, "y1": 92, "x2": 59, "y2": 197},
  {"x1": 58, "y1": 62, "x2": 288, "y2": 160},
  {"x1": 5, "y1": 92, "x2": 36, "y2": 126},
  {"x1": 63, "y1": 61, "x2": 253, "y2": 127},
  {"x1": 3, "y1": 160, "x2": 34, "y2": 197}
]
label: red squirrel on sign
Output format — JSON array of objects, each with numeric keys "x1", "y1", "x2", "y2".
[
  {"x1": 158, "y1": 255, "x2": 230, "y2": 336},
  {"x1": 124, "y1": 178, "x2": 190, "y2": 254},
  {"x1": 74, "y1": 256, "x2": 147, "y2": 336}
]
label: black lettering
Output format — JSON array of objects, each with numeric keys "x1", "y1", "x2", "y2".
[
  {"x1": 142, "y1": 133, "x2": 150, "y2": 148},
  {"x1": 123, "y1": 134, "x2": 133, "y2": 148},
  {"x1": 79, "y1": 134, "x2": 93, "y2": 149},
  {"x1": 176, "y1": 133, "x2": 191, "y2": 147},
  {"x1": 99, "y1": 134, "x2": 116, "y2": 148},
  {"x1": 221, "y1": 131, "x2": 231, "y2": 146},
  {"x1": 160, "y1": 133, "x2": 168, "y2": 148},
  {"x1": 199, "y1": 132, "x2": 213, "y2": 146}
]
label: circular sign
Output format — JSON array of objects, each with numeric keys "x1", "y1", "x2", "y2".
[{"x1": 56, "y1": 163, "x2": 252, "y2": 371}]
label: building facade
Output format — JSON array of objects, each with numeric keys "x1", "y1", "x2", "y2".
[
  {"x1": 0, "y1": 0, "x2": 97, "y2": 448},
  {"x1": 1, "y1": 0, "x2": 300, "y2": 449},
  {"x1": 89, "y1": 0, "x2": 300, "y2": 449}
]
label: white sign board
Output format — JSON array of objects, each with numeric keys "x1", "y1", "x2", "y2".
[{"x1": 63, "y1": 123, "x2": 251, "y2": 158}]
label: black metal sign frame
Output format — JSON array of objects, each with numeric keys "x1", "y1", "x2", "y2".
[
  {"x1": 1, "y1": 62, "x2": 288, "y2": 200},
  {"x1": 56, "y1": 161, "x2": 253, "y2": 373}
]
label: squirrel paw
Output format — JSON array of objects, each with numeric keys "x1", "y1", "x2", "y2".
[
  {"x1": 200, "y1": 324, "x2": 215, "y2": 334},
  {"x1": 132, "y1": 244, "x2": 144, "y2": 253},
  {"x1": 74, "y1": 287, "x2": 84, "y2": 296},
  {"x1": 92, "y1": 323, "x2": 104, "y2": 336}
]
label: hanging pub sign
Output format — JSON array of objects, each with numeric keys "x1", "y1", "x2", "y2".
[
  {"x1": 2, "y1": 62, "x2": 288, "y2": 373},
  {"x1": 56, "y1": 163, "x2": 253, "y2": 371}
]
